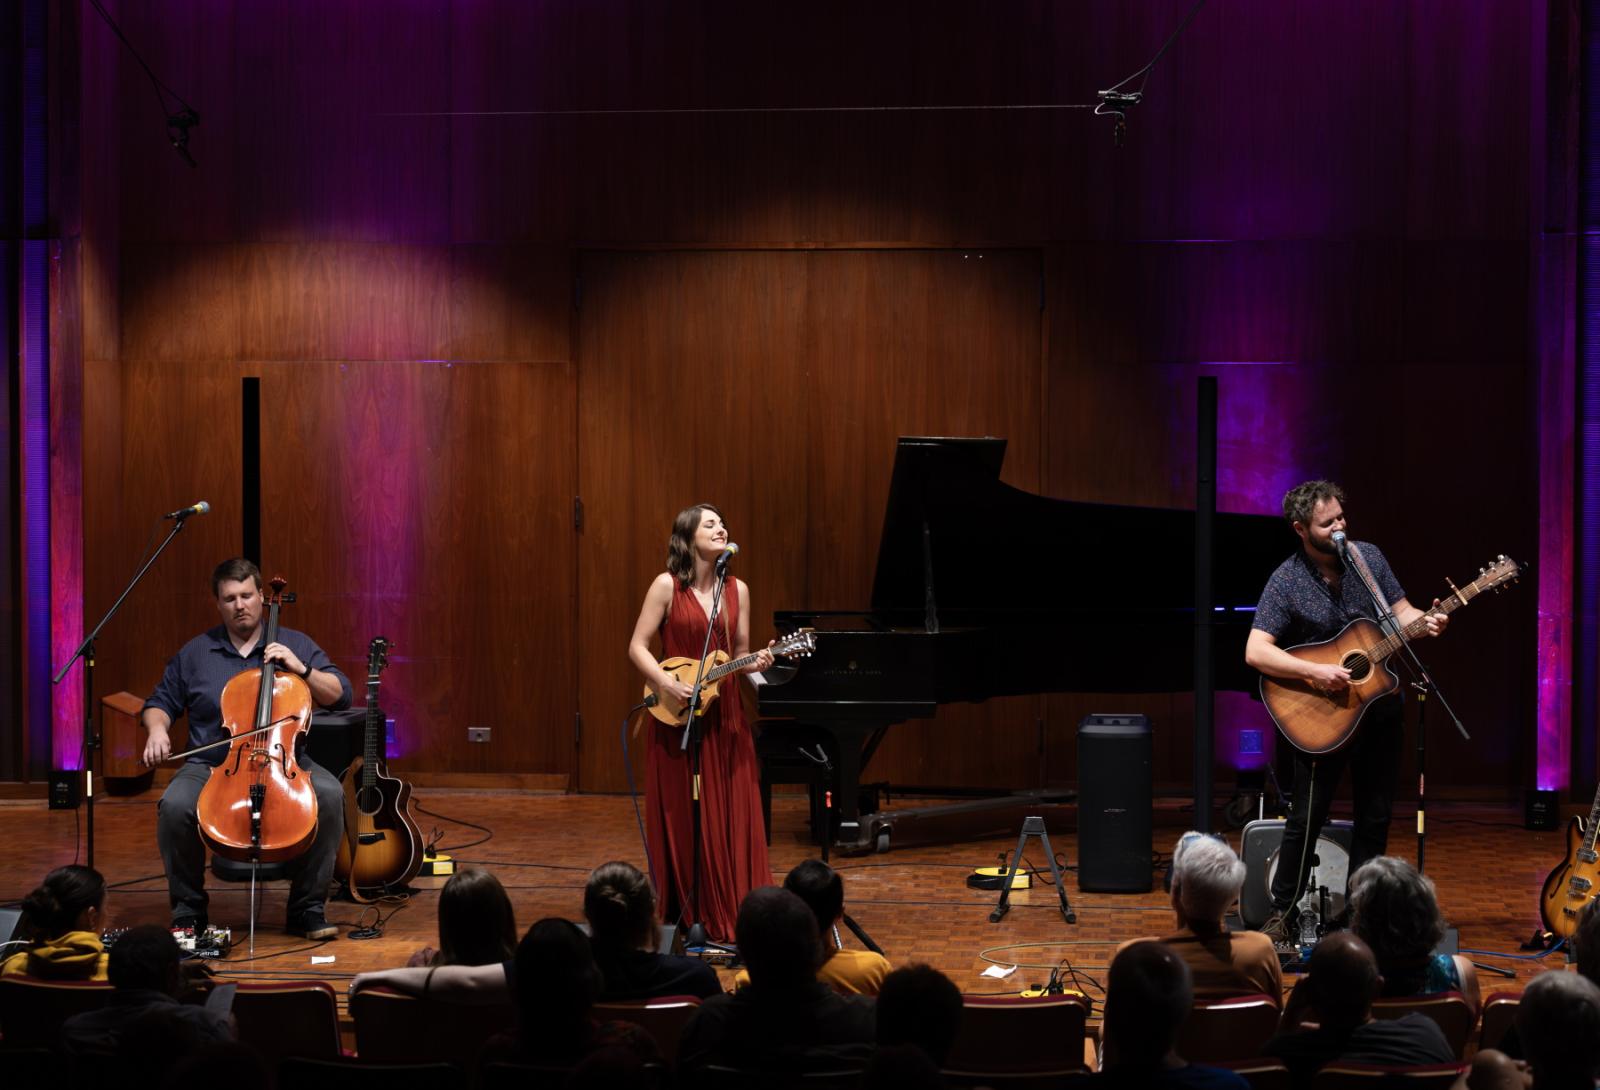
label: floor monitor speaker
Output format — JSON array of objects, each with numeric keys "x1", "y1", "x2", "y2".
[
  {"x1": 1239, "y1": 817, "x2": 1354, "y2": 928},
  {"x1": 1078, "y1": 714, "x2": 1152, "y2": 893}
]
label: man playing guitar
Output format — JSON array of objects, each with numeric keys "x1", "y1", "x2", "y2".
[{"x1": 1244, "y1": 481, "x2": 1446, "y2": 942}]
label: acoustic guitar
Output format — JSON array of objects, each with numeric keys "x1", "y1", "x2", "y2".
[
  {"x1": 1261, "y1": 556, "x2": 1521, "y2": 755},
  {"x1": 335, "y1": 637, "x2": 424, "y2": 900},
  {"x1": 1541, "y1": 787, "x2": 1600, "y2": 939},
  {"x1": 646, "y1": 628, "x2": 817, "y2": 727}
]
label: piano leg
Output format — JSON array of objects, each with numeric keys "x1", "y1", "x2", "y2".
[{"x1": 823, "y1": 723, "x2": 881, "y2": 854}]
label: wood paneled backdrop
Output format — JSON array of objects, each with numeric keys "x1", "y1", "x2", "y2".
[{"x1": 49, "y1": 1, "x2": 1559, "y2": 797}]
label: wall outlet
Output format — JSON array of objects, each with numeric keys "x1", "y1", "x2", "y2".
[{"x1": 467, "y1": 726, "x2": 491, "y2": 743}]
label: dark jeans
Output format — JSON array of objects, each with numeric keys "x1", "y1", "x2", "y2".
[
  {"x1": 157, "y1": 752, "x2": 344, "y2": 924},
  {"x1": 1269, "y1": 694, "x2": 1403, "y2": 914}
]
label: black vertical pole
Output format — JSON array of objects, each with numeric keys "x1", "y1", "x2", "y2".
[
  {"x1": 242, "y1": 378, "x2": 261, "y2": 563},
  {"x1": 1194, "y1": 377, "x2": 1217, "y2": 832}
]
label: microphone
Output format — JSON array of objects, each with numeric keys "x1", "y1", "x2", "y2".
[
  {"x1": 1331, "y1": 529, "x2": 1350, "y2": 559},
  {"x1": 715, "y1": 542, "x2": 740, "y2": 574},
  {"x1": 163, "y1": 501, "x2": 211, "y2": 521}
]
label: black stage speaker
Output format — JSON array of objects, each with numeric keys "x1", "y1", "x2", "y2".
[
  {"x1": 1078, "y1": 714, "x2": 1152, "y2": 893},
  {"x1": 1239, "y1": 818, "x2": 1354, "y2": 928}
]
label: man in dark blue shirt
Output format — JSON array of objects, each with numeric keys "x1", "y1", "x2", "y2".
[
  {"x1": 141, "y1": 558, "x2": 352, "y2": 939},
  {"x1": 1244, "y1": 481, "x2": 1447, "y2": 941}
]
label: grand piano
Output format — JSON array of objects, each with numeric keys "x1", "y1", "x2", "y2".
[{"x1": 757, "y1": 436, "x2": 1294, "y2": 851}]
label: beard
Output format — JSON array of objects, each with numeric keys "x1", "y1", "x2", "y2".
[{"x1": 1308, "y1": 535, "x2": 1340, "y2": 557}]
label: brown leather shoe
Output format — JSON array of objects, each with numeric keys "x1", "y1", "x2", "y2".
[{"x1": 288, "y1": 912, "x2": 338, "y2": 941}]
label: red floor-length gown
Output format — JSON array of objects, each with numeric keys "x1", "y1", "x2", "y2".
[{"x1": 645, "y1": 578, "x2": 773, "y2": 942}]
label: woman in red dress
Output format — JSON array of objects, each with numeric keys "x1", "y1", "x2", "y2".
[{"x1": 628, "y1": 503, "x2": 774, "y2": 943}]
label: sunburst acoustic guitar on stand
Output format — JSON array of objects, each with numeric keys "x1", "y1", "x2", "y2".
[{"x1": 1260, "y1": 556, "x2": 1522, "y2": 755}]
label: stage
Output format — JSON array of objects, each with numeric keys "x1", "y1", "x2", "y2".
[{"x1": 1, "y1": 787, "x2": 1566, "y2": 1031}]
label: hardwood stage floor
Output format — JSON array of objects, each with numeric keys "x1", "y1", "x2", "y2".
[{"x1": 1, "y1": 790, "x2": 1569, "y2": 1020}]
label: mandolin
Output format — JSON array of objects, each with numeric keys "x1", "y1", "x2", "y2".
[
  {"x1": 335, "y1": 637, "x2": 424, "y2": 900},
  {"x1": 1260, "y1": 556, "x2": 1521, "y2": 755},
  {"x1": 646, "y1": 628, "x2": 816, "y2": 727}
]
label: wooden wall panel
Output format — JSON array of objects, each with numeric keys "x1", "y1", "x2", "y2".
[
  {"x1": 72, "y1": 1, "x2": 1554, "y2": 793},
  {"x1": 576, "y1": 248, "x2": 1045, "y2": 793},
  {"x1": 446, "y1": 247, "x2": 572, "y2": 362},
  {"x1": 802, "y1": 249, "x2": 1046, "y2": 790},
  {"x1": 258, "y1": 360, "x2": 577, "y2": 777},
  {"x1": 575, "y1": 250, "x2": 811, "y2": 793},
  {"x1": 236, "y1": 244, "x2": 453, "y2": 362},
  {"x1": 120, "y1": 245, "x2": 240, "y2": 362},
  {"x1": 88, "y1": 362, "x2": 246, "y2": 721}
]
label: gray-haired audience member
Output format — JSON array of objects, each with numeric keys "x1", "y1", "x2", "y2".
[
  {"x1": 1264, "y1": 931, "x2": 1453, "y2": 1083},
  {"x1": 1093, "y1": 940, "x2": 1248, "y2": 1088},
  {"x1": 1516, "y1": 969, "x2": 1600, "y2": 1090},
  {"x1": 1348, "y1": 856, "x2": 1480, "y2": 1017},
  {"x1": 1114, "y1": 832, "x2": 1282, "y2": 1004}
]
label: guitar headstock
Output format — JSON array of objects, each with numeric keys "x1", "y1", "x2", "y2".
[
  {"x1": 367, "y1": 636, "x2": 392, "y2": 675},
  {"x1": 775, "y1": 627, "x2": 817, "y2": 660},
  {"x1": 1475, "y1": 555, "x2": 1522, "y2": 593}
]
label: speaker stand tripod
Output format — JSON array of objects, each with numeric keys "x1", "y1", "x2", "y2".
[{"x1": 990, "y1": 815, "x2": 1075, "y2": 924}]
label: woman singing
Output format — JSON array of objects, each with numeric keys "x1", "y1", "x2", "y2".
[{"x1": 628, "y1": 504, "x2": 774, "y2": 943}]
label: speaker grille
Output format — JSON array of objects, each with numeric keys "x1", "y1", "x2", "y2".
[{"x1": 1078, "y1": 714, "x2": 1152, "y2": 893}]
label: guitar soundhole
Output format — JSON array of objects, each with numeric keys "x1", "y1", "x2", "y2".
[
  {"x1": 1342, "y1": 652, "x2": 1372, "y2": 682},
  {"x1": 356, "y1": 785, "x2": 382, "y2": 815}
]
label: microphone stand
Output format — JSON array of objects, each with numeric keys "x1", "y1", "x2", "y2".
[
  {"x1": 1340, "y1": 539, "x2": 1469, "y2": 876},
  {"x1": 678, "y1": 555, "x2": 732, "y2": 953},
  {"x1": 52, "y1": 513, "x2": 194, "y2": 869}
]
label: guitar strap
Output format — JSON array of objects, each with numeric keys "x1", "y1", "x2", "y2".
[{"x1": 1345, "y1": 541, "x2": 1399, "y2": 630}]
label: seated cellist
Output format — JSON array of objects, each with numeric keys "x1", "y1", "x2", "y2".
[{"x1": 141, "y1": 558, "x2": 351, "y2": 939}]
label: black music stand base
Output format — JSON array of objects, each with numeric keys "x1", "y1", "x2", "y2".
[{"x1": 990, "y1": 815, "x2": 1075, "y2": 924}]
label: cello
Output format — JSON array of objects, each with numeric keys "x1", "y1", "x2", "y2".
[{"x1": 195, "y1": 575, "x2": 319, "y2": 865}]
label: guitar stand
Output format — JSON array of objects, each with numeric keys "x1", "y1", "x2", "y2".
[{"x1": 990, "y1": 815, "x2": 1075, "y2": 925}]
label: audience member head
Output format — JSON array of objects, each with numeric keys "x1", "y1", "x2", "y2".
[
  {"x1": 1516, "y1": 969, "x2": 1600, "y2": 1090},
  {"x1": 1572, "y1": 894, "x2": 1600, "y2": 986},
  {"x1": 1304, "y1": 931, "x2": 1381, "y2": 1031},
  {"x1": 435, "y1": 867, "x2": 517, "y2": 966},
  {"x1": 19, "y1": 864, "x2": 106, "y2": 940},
  {"x1": 584, "y1": 861, "x2": 658, "y2": 954},
  {"x1": 108, "y1": 925, "x2": 183, "y2": 995},
  {"x1": 512, "y1": 918, "x2": 602, "y2": 1051},
  {"x1": 1168, "y1": 831, "x2": 1246, "y2": 929},
  {"x1": 1463, "y1": 1049, "x2": 1531, "y2": 1090},
  {"x1": 862, "y1": 1043, "x2": 946, "y2": 1090},
  {"x1": 876, "y1": 964, "x2": 964, "y2": 1066},
  {"x1": 1349, "y1": 856, "x2": 1446, "y2": 971},
  {"x1": 784, "y1": 859, "x2": 846, "y2": 936},
  {"x1": 735, "y1": 887, "x2": 823, "y2": 993},
  {"x1": 1102, "y1": 940, "x2": 1192, "y2": 1068}
]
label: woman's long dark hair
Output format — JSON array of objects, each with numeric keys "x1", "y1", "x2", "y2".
[
  {"x1": 436, "y1": 867, "x2": 518, "y2": 966},
  {"x1": 584, "y1": 861, "x2": 657, "y2": 954},
  {"x1": 20, "y1": 865, "x2": 106, "y2": 940},
  {"x1": 666, "y1": 503, "x2": 723, "y2": 588}
]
